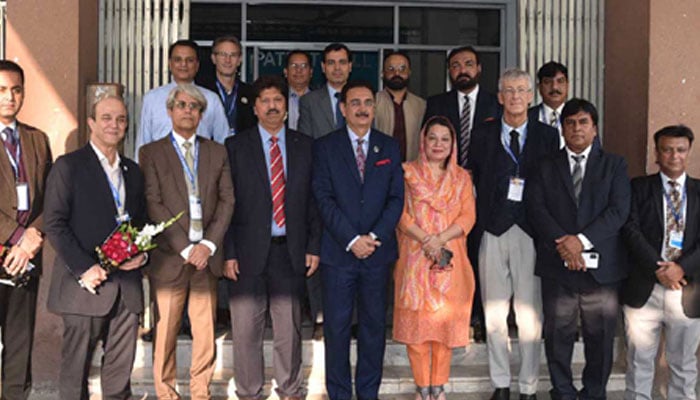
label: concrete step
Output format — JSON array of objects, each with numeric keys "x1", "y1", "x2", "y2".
[
  {"x1": 94, "y1": 329, "x2": 615, "y2": 369},
  {"x1": 88, "y1": 362, "x2": 626, "y2": 398}
]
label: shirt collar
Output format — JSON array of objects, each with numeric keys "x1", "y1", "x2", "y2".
[
  {"x1": 0, "y1": 121, "x2": 18, "y2": 140},
  {"x1": 327, "y1": 83, "x2": 340, "y2": 99},
  {"x1": 259, "y1": 124, "x2": 286, "y2": 145},
  {"x1": 290, "y1": 87, "x2": 310, "y2": 98},
  {"x1": 459, "y1": 84, "x2": 480, "y2": 103},
  {"x1": 347, "y1": 126, "x2": 371, "y2": 144},
  {"x1": 542, "y1": 102, "x2": 565, "y2": 116},
  {"x1": 502, "y1": 119, "x2": 527, "y2": 135},
  {"x1": 171, "y1": 131, "x2": 197, "y2": 148},
  {"x1": 565, "y1": 144, "x2": 593, "y2": 160},
  {"x1": 660, "y1": 171, "x2": 687, "y2": 191},
  {"x1": 89, "y1": 140, "x2": 121, "y2": 170}
]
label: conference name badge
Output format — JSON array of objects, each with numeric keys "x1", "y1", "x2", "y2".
[
  {"x1": 16, "y1": 183, "x2": 29, "y2": 211},
  {"x1": 507, "y1": 177, "x2": 525, "y2": 202},
  {"x1": 669, "y1": 230, "x2": 683, "y2": 249}
]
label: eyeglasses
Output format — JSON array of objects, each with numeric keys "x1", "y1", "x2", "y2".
[
  {"x1": 172, "y1": 100, "x2": 202, "y2": 111},
  {"x1": 214, "y1": 51, "x2": 240, "y2": 59},
  {"x1": 346, "y1": 99, "x2": 375, "y2": 108},
  {"x1": 288, "y1": 62, "x2": 309, "y2": 70},
  {"x1": 501, "y1": 87, "x2": 532, "y2": 97}
]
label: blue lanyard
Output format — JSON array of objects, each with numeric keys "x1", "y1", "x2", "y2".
[
  {"x1": 501, "y1": 134, "x2": 523, "y2": 176},
  {"x1": 105, "y1": 168, "x2": 124, "y2": 212},
  {"x1": 215, "y1": 80, "x2": 239, "y2": 118},
  {"x1": 2, "y1": 132, "x2": 21, "y2": 179},
  {"x1": 664, "y1": 186, "x2": 686, "y2": 225},
  {"x1": 170, "y1": 133, "x2": 198, "y2": 187}
]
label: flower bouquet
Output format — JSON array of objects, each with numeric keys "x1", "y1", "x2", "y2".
[
  {"x1": 0, "y1": 244, "x2": 36, "y2": 288},
  {"x1": 96, "y1": 212, "x2": 183, "y2": 273}
]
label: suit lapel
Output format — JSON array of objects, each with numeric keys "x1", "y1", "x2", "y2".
[
  {"x1": 683, "y1": 178, "x2": 699, "y2": 250},
  {"x1": 0, "y1": 132, "x2": 14, "y2": 199},
  {"x1": 555, "y1": 149, "x2": 577, "y2": 204},
  {"x1": 85, "y1": 145, "x2": 119, "y2": 221},
  {"x1": 363, "y1": 130, "x2": 382, "y2": 182},
  {"x1": 196, "y1": 137, "x2": 211, "y2": 205},
  {"x1": 449, "y1": 90, "x2": 461, "y2": 128},
  {"x1": 339, "y1": 132, "x2": 363, "y2": 185},
  {"x1": 285, "y1": 132, "x2": 298, "y2": 190},
  {"x1": 249, "y1": 129, "x2": 272, "y2": 200},
  {"x1": 579, "y1": 148, "x2": 601, "y2": 205},
  {"x1": 121, "y1": 158, "x2": 138, "y2": 218},
  {"x1": 163, "y1": 135, "x2": 190, "y2": 206},
  {"x1": 651, "y1": 174, "x2": 664, "y2": 231},
  {"x1": 17, "y1": 124, "x2": 38, "y2": 202},
  {"x1": 320, "y1": 89, "x2": 335, "y2": 130}
]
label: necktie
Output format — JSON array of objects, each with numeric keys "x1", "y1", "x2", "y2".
[
  {"x1": 509, "y1": 130, "x2": 520, "y2": 159},
  {"x1": 356, "y1": 138, "x2": 366, "y2": 181},
  {"x1": 270, "y1": 136, "x2": 286, "y2": 228},
  {"x1": 572, "y1": 154, "x2": 584, "y2": 203},
  {"x1": 182, "y1": 141, "x2": 202, "y2": 232},
  {"x1": 550, "y1": 110, "x2": 558, "y2": 127},
  {"x1": 334, "y1": 92, "x2": 345, "y2": 129},
  {"x1": 665, "y1": 180, "x2": 683, "y2": 261},
  {"x1": 459, "y1": 95, "x2": 472, "y2": 167},
  {"x1": 2, "y1": 127, "x2": 18, "y2": 170}
]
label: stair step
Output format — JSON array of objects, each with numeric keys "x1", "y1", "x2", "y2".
[{"x1": 88, "y1": 362, "x2": 626, "y2": 397}]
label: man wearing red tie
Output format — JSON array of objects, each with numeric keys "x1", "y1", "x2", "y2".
[{"x1": 223, "y1": 75, "x2": 321, "y2": 400}]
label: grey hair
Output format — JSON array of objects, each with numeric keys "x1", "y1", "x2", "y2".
[
  {"x1": 166, "y1": 83, "x2": 207, "y2": 113},
  {"x1": 498, "y1": 68, "x2": 533, "y2": 92},
  {"x1": 90, "y1": 93, "x2": 127, "y2": 119}
]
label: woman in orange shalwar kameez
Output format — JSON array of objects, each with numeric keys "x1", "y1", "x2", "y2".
[{"x1": 393, "y1": 116, "x2": 476, "y2": 400}]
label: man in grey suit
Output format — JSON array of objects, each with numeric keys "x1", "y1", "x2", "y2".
[
  {"x1": 224, "y1": 75, "x2": 321, "y2": 400},
  {"x1": 297, "y1": 43, "x2": 352, "y2": 139}
]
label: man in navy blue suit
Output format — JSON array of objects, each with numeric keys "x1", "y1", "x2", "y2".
[
  {"x1": 312, "y1": 80, "x2": 404, "y2": 400},
  {"x1": 527, "y1": 99, "x2": 630, "y2": 400}
]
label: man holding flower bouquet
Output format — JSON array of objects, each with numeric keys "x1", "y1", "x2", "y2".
[
  {"x1": 44, "y1": 93, "x2": 148, "y2": 399},
  {"x1": 0, "y1": 60, "x2": 52, "y2": 400}
]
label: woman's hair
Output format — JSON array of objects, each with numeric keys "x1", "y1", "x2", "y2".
[{"x1": 422, "y1": 115, "x2": 457, "y2": 168}]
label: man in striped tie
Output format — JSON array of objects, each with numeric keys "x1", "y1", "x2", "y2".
[
  {"x1": 527, "y1": 61, "x2": 569, "y2": 148},
  {"x1": 224, "y1": 75, "x2": 321, "y2": 400}
]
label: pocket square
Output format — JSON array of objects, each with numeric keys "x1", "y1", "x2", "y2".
[{"x1": 375, "y1": 158, "x2": 391, "y2": 166}]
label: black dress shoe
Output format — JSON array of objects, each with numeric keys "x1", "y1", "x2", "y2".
[
  {"x1": 141, "y1": 330, "x2": 153, "y2": 342},
  {"x1": 519, "y1": 394, "x2": 537, "y2": 400},
  {"x1": 472, "y1": 321, "x2": 486, "y2": 343},
  {"x1": 490, "y1": 388, "x2": 510, "y2": 400}
]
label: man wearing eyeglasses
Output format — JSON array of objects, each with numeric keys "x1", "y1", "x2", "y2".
[
  {"x1": 136, "y1": 40, "x2": 229, "y2": 158},
  {"x1": 374, "y1": 51, "x2": 425, "y2": 162},
  {"x1": 139, "y1": 84, "x2": 234, "y2": 400},
  {"x1": 467, "y1": 68, "x2": 559, "y2": 400},
  {"x1": 298, "y1": 43, "x2": 353, "y2": 139},
  {"x1": 198, "y1": 35, "x2": 257, "y2": 137},
  {"x1": 284, "y1": 50, "x2": 313, "y2": 131}
]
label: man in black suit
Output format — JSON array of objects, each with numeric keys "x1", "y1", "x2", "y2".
[
  {"x1": 622, "y1": 125, "x2": 700, "y2": 400},
  {"x1": 527, "y1": 98, "x2": 631, "y2": 400},
  {"x1": 198, "y1": 35, "x2": 257, "y2": 136},
  {"x1": 467, "y1": 68, "x2": 559, "y2": 400},
  {"x1": 224, "y1": 75, "x2": 322, "y2": 400},
  {"x1": 45, "y1": 94, "x2": 148, "y2": 399},
  {"x1": 423, "y1": 45, "x2": 501, "y2": 342},
  {"x1": 527, "y1": 61, "x2": 569, "y2": 148}
]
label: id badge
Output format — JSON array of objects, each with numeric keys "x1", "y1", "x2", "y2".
[
  {"x1": 16, "y1": 183, "x2": 29, "y2": 211},
  {"x1": 670, "y1": 230, "x2": 684, "y2": 249},
  {"x1": 507, "y1": 177, "x2": 525, "y2": 202},
  {"x1": 189, "y1": 195, "x2": 203, "y2": 219}
]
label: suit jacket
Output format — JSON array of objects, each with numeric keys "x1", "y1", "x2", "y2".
[
  {"x1": 0, "y1": 122, "x2": 52, "y2": 255},
  {"x1": 198, "y1": 76, "x2": 257, "y2": 134},
  {"x1": 467, "y1": 120, "x2": 559, "y2": 239},
  {"x1": 622, "y1": 174, "x2": 700, "y2": 317},
  {"x1": 298, "y1": 87, "x2": 336, "y2": 139},
  {"x1": 312, "y1": 128, "x2": 404, "y2": 267},
  {"x1": 45, "y1": 145, "x2": 146, "y2": 316},
  {"x1": 374, "y1": 89, "x2": 426, "y2": 161},
  {"x1": 139, "y1": 135, "x2": 235, "y2": 284},
  {"x1": 423, "y1": 87, "x2": 501, "y2": 161},
  {"x1": 223, "y1": 127, "x2": 321, "y2": 275},
  {"x1": 527, "y1": 147, "x2": 631, "y2": 285}
]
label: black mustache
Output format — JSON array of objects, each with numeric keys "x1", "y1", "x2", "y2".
[
  {"x1": 548, "y1": 89, "x2": 563, "y2": 95},
  {"x1": 355, "y1": 112, "x2": 370, "y2": 118},
  {"x1": 266, "y1": 109, "x2": 281, "y2": 115},
  {"x1": 457, "y1": 73, "x2": 473, "y2": 80}
]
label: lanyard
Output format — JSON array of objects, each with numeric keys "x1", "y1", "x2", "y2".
[
  {"x1": 170, "y1": 133, "x2": 199, "y2": 188},
  {"x1": 664, "y1": 185, "x2": 686, "y2": 225},
  {"x1": 501, "y1": 133, "x2": 523, "y2": 176},
  {"x1": 215, "y1": 80, "x2": 239, "y2": 119},
  {"x1": 2, "y1": 133, "x2": 21, "y2": 179},
  {"x1": 103, "y1": 161, "x2": 128, "y2": 222}
]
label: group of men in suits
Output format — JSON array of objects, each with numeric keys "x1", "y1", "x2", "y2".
[{"x1": 2, "y1": 35, "x2": 700, "y2": 400}]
